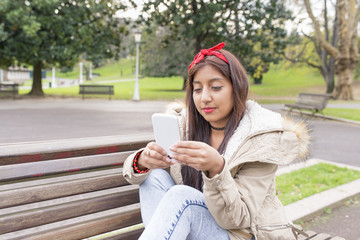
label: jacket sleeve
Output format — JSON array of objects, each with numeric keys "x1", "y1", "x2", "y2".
[
  {"x1": 202, "y1": 161, "x2": 277, "y2": 230},
  {"x1": 122, "y1": 148, "x2": 152, "y2": 185}
]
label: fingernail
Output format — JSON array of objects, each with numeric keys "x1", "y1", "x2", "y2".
[{"x1": 162, "y1": 150, "x2": 167, "y2": 155}]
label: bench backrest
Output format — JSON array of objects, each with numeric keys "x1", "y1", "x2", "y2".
[
  {"x1": 0, "y1": 83, "x2": 18, "y2": 90},
  {"x1": 0, "y1": 134, "x2": 153, "y2": 240},
  {"x1": 79, "y1": 84, "x2": 114, "y2": 94},
  {"x1": 296, "y1": 93, "x2": 332, "y2": 110}
]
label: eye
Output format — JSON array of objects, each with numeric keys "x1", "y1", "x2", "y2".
[
  {"x1": 212, "y1": 86, "x2": 222, "y2": 91},
  {"x1": 193, "y1": 88, "x2": 202, "y2": 93}
]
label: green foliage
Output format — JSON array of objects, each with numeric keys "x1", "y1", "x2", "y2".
[
  {"x1": 141, "y1": 24, "x2": 194, "y2": 80},
  {"x1": 276, "y1": 163, "x2": 360, "y2": 205},
  {"x1": 0, "y1": 0, "x2": 128, "y2": 95},
  {"x1": 140, "y1": 0, "x2": 293, "y2": 82}
]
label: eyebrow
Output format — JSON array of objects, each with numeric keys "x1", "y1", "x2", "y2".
[{"x1": 193, "y1": 77, "x2": 225, "y2": 84}]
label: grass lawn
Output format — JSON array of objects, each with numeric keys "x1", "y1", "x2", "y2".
[
  {"x1": 56, "y1": 58, "x2": 136, "y2": 80},
  {"x1": 323, "y1": 108, "x2": 360, "y2": 122},
  {"x1": 20, "y1": 62, "x2": 326, "y2": 101},
  {"x1": 276, "y1": 163, "x2": 360, "y2": 206},
  {"x1": 249, "y1": 64, "x2": 324, "y2": 98},
  {"x1": 19, "y1": 76, "x2": 186, "y2": 101}
]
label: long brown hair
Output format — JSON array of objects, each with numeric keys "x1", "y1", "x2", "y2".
[{"x1": 181, "y1": 49, "x2": 249, "y2": 191}]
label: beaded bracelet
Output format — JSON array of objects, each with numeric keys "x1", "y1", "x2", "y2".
[{"x1": 133, "y1": 150, "x2": 149, "y2": 174}]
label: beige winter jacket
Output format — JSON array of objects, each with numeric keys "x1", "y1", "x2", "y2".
[{"x1": 123, "y1": 100, "x2": 310, "y2": 240}]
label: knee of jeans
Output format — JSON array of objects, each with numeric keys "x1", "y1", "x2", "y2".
[
  {"x1": 140, "y1": 169, "x2": 172, "y2": 189},
  {"x1": 166, "y1": 185, "x2": 203, "y2": 201}
]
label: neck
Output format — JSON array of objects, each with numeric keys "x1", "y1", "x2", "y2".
[
  {"x1": 210, "y1": 125, "x2": 226, "y2": 131},
  {"x1": 210, "y1": 130, "x2": 224, "y2": 149}
]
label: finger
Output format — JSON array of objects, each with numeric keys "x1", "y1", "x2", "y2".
[
  {"x1": 148, "y1": 142, "x2": 167, "y2": 156},
  {"x1": 171, "y1": 154, "x2": 198, "y2": 165},
  {"x1": 148, "y1": 149, "x2": 167, "y2": 161},
  {"x1": 172, "y1": 141, "x2": 204, "y2": 149},
  {"x1": 169, "y1": 146, "x2": 199, "y2": 157},
  {"x1": 146, "y1": 156, "x2": 174, "y2": 169}
]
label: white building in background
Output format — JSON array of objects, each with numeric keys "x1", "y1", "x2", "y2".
[{"x1": 0, "y1": 67, "x2": 32, "y2": 84}]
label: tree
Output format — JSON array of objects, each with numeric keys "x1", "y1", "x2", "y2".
[
  {"x1": 0, "y1": 0, "x2": 127, "y2": 96},
  {"x1": 141, "y1": 24, "x2": 194, "y2": 89},
  {"x1": 139, "y1": 0, "x2": 292, "y2": 85},
  {"x1": 285, "y1": 0, "x2": 338, "y2": 94},
  {"x1": 221, "y1": 0, "x2": 292, "y2": 84},
  {"x1": 304, "y1": 0, "x2": 359, "y2": 100}
]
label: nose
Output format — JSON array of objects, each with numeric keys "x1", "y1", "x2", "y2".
[{"x1": 201, "y1": 87, "x2": 212, "y2": 102}]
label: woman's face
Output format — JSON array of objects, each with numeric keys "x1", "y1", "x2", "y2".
[{"x1": 192, "y1": 64, "x2": 234, "y2": 128}]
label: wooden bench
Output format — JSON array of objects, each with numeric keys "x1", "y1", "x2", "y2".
[
  {"x1": 0, "y1": 83, "x2": 18, "y2": 99},
  {"x1": 299, "y1": 230, "x2": 345, "y2": 240},
  {"x1": 284, "y1": 93, "x2": 333, "y2": 114},
  {"x1": 0, "y1": 134, "x2": 346, "y2": 240},
  {"x1": 79, "y1": 85, "x2": 114, "y2": 100},
  {"x1": 0, "y1": 134, "x2": 153, "y2": 240}
]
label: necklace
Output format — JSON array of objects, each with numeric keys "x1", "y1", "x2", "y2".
[{"x1": 210, "y1": 125, "x2": 226, "y2": 131}]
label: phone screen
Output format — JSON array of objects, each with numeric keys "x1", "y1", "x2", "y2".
[{"x1": 152, "y1": 113, "x2": 181, "y2": 156}]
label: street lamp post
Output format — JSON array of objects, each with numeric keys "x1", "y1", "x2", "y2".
[{"x1": 133, "y1": 31, "x2": 141, "y2": 101}]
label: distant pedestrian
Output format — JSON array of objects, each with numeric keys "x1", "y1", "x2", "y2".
[{"x1": 123, "y1": 42, "x2": 310, "y2": 240}]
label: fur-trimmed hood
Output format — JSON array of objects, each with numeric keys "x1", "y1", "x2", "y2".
[
  {"x1": 224, "y1": 100, "x2": 310, "y2": 164},
  {"x1": 165, "y1": 100, "x2": 310, "y2": 165}
]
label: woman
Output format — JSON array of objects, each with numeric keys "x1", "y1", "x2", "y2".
[{"x1": 123, "y1": 42, "x2": 310, "y2": 240}]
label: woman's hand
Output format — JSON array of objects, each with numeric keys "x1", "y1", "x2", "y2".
[
  {"x1": 137, "y1": 142, "x2": 175, "y2": 170},
  {"x1": 169, "y1": 141, "x2": 225, "y2": 178}
]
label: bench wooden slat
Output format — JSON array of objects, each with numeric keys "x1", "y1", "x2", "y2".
[
  {"x1": 79, "y1": 85, "x2": 114, "y2": 100},
  {"x1": 0, "y1": 168, "x2": 121, "y2": 191},
  {"x1": 107, "y1": 228, "x2": 143, "y2": 240},
  {"x1": 284, "y1": 93, "x2": 332, "y2": 113},
  {"x1": 0, "y1": 152, "x2": 132, "y2": 181},
  {"x1": 285, "y1": 103, "x2": 317, "y2": 111},
  {"x1": 0, "y1": 203, "x2": 141, "y2": 240},
  {"x1": 86, "y1": 224, "x2": 144, "y2": 240},
  {"x1": 310, "y1": 233, "x2": 332, "y2": 239},
  {"x1": 0, "y1": 83, "x2": 18, "y2": 99},
  {"x1": 0, "y1": 170, "x2": 129, "y2": 209},
  {"x1": 330, "y1": 237, "x2": 346, "y2": 240},
  {"x1": 0, "y1": 185, "x2": 139, "y2": 234},
  {"x1": 0, "y1": 134, "x2": 153, "y2": 165},
  {"x1": 298, "y1": 230, "x2": 317, "y2": 240}
]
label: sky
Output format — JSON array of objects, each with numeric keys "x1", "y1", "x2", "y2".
[{"x1": 117, "y1": 0, "x2": 335, "y2": 36}]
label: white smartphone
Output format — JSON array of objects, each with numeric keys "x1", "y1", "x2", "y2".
[{"x1": 151, "y1": 113, "x2": 181, "y2": 157}]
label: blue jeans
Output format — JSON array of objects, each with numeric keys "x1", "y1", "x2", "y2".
[{"x1": 139, "y1": 169, "x2": 231, "y2": 240}]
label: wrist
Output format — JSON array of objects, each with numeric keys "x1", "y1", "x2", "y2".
[
  {"x1": 208, "y1": 156, "x2": 225, "y2": 178},
  {"x1": 133, "y1": 150, "x2": 149, "y2": 174}
]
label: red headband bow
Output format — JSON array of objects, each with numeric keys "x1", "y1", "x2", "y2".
[{"x1": 188, "y1": 42, "x2": 229, "y2": 70}]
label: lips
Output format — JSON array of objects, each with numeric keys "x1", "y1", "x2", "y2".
[{"x1": 203, "y1": 107, "x2": 216, "y2": 113}]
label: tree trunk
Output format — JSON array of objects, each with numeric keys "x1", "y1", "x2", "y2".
[
  {"x1": 334, "y1": 0, "x2": 357, "y2": 100},
  {"x1": 29, "y1": 62, "x2": 44, "y2": 96},
  {"x1": 322, "y1": 56, "x2": 335, "y2": 94},
  {"x1": 182, "y1": 76, "x2": 187, "y2": 90},
  {"x1": 303, "y1": 0, "x2": 358, "y2": 100},
  {"x1": 325, "y1": 67, "x2": 335, "y2": 93},
  {"x1": 334, "y1": 61, "x2": 354, "y2": 100}
]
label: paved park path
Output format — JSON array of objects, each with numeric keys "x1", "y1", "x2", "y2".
[
  {"x1": 2, "y1": 98, "x2": 359, "y2": 166},
  {"x1": 0, "y1": 98, "x2": 359, "y2": 238}
]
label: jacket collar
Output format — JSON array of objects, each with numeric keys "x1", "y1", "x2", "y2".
[{"x1": 223, "y1": 100, "x2": 283, "y2": 161}]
